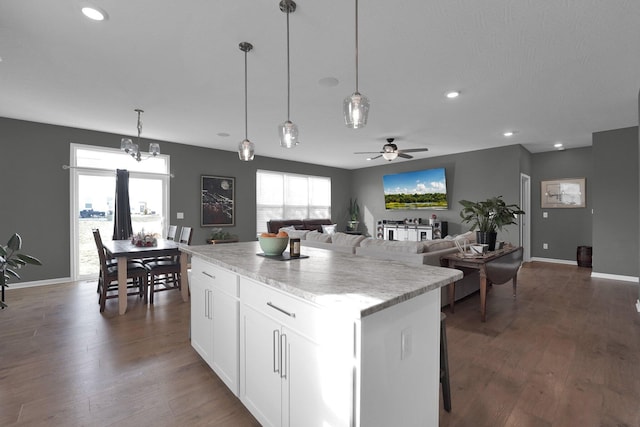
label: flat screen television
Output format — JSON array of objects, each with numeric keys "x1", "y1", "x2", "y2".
[{"x1": 382, "y1": 167, "x2": 448, "y2": 210}]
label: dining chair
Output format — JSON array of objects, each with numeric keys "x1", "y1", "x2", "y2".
[
  {"x1": 166, "y1": 224, "x2": 178, "y2": 241},
  {"x1": 92, "y1": 229, "x2": 149, "y2": 312},
  {"x1": 146, "y1": 226, "x2": 192, "y2": 304}
]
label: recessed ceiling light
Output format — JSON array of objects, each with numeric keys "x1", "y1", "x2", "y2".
[
  {"x1": 217, "y1": 132, "x2": 230, "y2": 137},
  {"x1": 445, "y1": 91, "x2": 460, "y2": 99},
  {"x1": 554, "y1": 142, "x2": 564, "y2": 148},
  {"x1": 81, "y1": 6, "x2": 107, "y2": 21},
  {"x1": 503, "y1": 131, "x2": 516, "y2": 137}
]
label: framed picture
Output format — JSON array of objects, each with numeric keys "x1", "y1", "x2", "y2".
[
  {"x1": 541, "y1": 178, "x2": 585, "y2": 208},
  {"x1": 201, "y1": 175, "x2": 235, "y2": 226}
]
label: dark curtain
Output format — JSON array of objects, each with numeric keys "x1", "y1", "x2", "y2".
[{"x1": 113, "y1": 169, "x2": 133, "y2": 240}]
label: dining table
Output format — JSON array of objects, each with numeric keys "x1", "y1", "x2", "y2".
[{"x1": 102, "y1": 238, "x2": 190, "y2": 314}]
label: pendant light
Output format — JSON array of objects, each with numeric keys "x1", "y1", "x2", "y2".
[
  {"x1": 278, "y1": 0, "x2": 299, "y2": 148},
  {"x1": 238, "y1": 42, "x2": 255, "y2": 161},
  {"x1": 343, "y1": 0, "x2": 370, "y2": 129},
  {"x1": 120, "y1": 109, "x2": 160, "y2": 162}
]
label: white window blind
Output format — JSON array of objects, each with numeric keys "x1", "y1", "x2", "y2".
[{"x1": 256, "y1": 170, "x2": 331, "y2": 233}]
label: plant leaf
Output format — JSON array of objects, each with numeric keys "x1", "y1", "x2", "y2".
[
  {"x1": 17, "y1": 254, "x2": 42, "y2": 266},
  {"x1": 7, "y1": 233, "x2": 22, "y2": 251}
]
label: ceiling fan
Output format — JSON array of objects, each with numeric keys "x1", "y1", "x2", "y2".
[{"x1": 354, "y1": 138, "x2": 429, "y2": 161}]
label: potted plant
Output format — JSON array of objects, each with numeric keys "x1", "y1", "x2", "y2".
[
  {"x1": 1, "y1": 233, "x2": 42, "y2": 308},
  {"x1": 459, "y1": 196, "x2": 525, "y2": 250},
  {"x1": 207, "y1": 228, "x2": 239, "y2": 244},
  {"x1": 347, "y1": 198, "x2": 360, "y2": 231}
]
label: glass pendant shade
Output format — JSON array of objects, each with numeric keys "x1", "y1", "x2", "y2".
[
  {"x1": 238, "y1": 139, "x2": 255, "y2": 161},
  {"x1": 148, "y1": 143, "x2": 160, "y2": 156},
  {"x1": 343, "y1": 91, "x2": 370, "y2": 128},
  {"x1": 279, "y1": 120, "x2": 299, "y2": 148},
  {"x1": 120, "y1": 138, "x2": 133, "y2": 153}
]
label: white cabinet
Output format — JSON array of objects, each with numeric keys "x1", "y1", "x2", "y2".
[
  {"x1": 190, "y1": 257, "x2": 240, "y2": 395},
  {"x1": 240, "y1": 277, "x2": 353, "y2": 427}
]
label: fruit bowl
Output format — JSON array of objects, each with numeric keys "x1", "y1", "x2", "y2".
[{"x1": 258, "y1": 236, "x2": 289, "y2": 256}]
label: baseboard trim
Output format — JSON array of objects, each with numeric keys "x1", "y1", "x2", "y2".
[
  {"x1": 590, "y1": 272, "x2": 639, "y2": 283},
  {"x1": 529, "y1": 257, "x2": 576, "y2": 265},
  {"x1": 6, "y1": 277, "x2": 72, "y2": 290}
]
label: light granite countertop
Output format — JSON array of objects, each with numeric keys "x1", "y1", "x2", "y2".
[{"x1": 181, "y1": 242, "x2": 463, "y2": 318}]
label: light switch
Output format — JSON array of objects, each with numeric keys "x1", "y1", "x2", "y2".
[
  {"x1": 543, "y1": 212, "x2": 548, "y2": 218},
  {"x1": 177, "y1": 212, "x2": 184, "y2": 219}
]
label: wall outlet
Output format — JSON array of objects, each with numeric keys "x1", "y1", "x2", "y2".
[
  {"x1": 543, "y1": 212, "x2": 548, "y2": 218},
  {"x1": 543, "y1": 243, "x2": 548, "y2": 250}
]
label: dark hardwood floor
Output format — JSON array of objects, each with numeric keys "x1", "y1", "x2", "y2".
[{"x1": 1, "y1": 262, "x2": 639, "y2": 426}]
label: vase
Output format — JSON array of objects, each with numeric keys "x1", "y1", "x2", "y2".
[
  {"x1": 476, "y1": 231, "x2": 497, "y2": 251},
  {"x1": 347, "y1": 220, "x2": 359, "y2": 231}
]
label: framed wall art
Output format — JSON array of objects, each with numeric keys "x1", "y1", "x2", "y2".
[
  {"x1": 541, "y1": 178, "x2": 585, "y2": 208},
  {"x1": 201, "y1": 175, "x2": 235, "y2": 226}
]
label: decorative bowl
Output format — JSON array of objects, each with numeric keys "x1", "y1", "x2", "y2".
[{"x1": 258, "y1": 236, "x2": 289, "y2": 256}]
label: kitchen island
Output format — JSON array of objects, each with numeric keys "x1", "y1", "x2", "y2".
[{"x1": 181, "y1": 242, "x2": 463, "y2": 427}]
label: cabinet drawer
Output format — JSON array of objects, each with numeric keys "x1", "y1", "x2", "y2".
[
  {"x1": 241, "y1": 276, "x2": 343, "y2": 342},
  {"x1": 192, "y1": 257, "x2": 239, "y2": 297}
]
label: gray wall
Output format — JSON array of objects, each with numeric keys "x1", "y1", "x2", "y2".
[
  {"x1": 592, "y1": 127, "x2": 638, "y2": 276},
  {"x1": 351, "y1": 144, "x2": 527, "y2": 244},
  {"x1": 0, "y1": 117, "x2": 351, "y2": 282},
  {"x1": 530, "y1": 147, "x2": 593, "y2": 260}
]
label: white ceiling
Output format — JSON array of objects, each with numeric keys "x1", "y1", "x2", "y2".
[{"x1": 1, "y1": 1, "x2": 639, "y2": 170}]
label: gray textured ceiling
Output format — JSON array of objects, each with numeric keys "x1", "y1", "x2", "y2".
[{"x1": 1, "y1": 1, "x2": 639, "y2": 169}]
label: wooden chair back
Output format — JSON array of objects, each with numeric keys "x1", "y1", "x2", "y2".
[
  {"x1": 166, "y1": 225, "x2": 178, "y2": 240},
  {"x1": 178, "y1": 227, "x2": 192, "y2": 245},
  {"x1": 92, "y1": 229, "x2": 109, "y2": 274}
]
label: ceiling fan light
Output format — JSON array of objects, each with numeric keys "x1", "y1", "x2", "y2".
[
  {"x1": 382, "y1": 151, "x2": 398, "y2": 161},
  {"x1": 343, "y1": 92, "x2": 369, "y2": 128},
  {"x1": 238, "y1": 139, "x2": 255, "y2": 161},
  {"x1": 120, "y1": 137, "x2": 133, "y2": 153},
  {"x1": 279, "y1": 120, "x2": 299, "y2": 148}
]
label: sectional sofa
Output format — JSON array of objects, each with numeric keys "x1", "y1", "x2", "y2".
[{"x1": 273, "y1": 224, "x2": 481, "y2": 308}]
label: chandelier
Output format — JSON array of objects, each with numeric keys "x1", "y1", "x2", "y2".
[{"x1": 120, "y1": 109, "x2": 160, "y2": 162}]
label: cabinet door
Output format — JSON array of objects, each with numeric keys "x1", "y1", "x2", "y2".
[
  {"x1": 285, "y1": 327, "x2": 353, "y2": 427},
  {"x1": 190, "y1": 273, "x2": 213, "y2": 364},
  {"x1": 211, "y1": 286, "x2": 239, "y2": 395},
  {"x1": 241, "y1": 304, "x2": 283, "y2": 427}
]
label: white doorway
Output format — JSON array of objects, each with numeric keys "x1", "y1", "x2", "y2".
[
  {"x1": 70, "y1": 144, "x2": 170, "y2": 281},
  {"x1": 520, "y1": 173, "x2": 531, "y2": 261}
]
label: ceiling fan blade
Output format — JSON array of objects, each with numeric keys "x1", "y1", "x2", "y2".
[
  {"x1": 368, "y1": 154, "x2": 382, "y2": 160},
  {"x1": 354, "y1": 151, "x2": 383, "y2": 154},
  {"x1": 398, "y1": 148, "x2": 429, "y2": 153},
  {"x1": 398, "y1": 153, "x2": 413, "y2": 159}
]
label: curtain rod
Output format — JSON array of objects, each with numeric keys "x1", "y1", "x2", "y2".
[{"x1": 62, "y1": 164, "x2": 174, "y2": 178}]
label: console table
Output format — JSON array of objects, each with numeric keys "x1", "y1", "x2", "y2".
[{"x1": 441, "y1": 246, "x2": 523, "y2": 322}]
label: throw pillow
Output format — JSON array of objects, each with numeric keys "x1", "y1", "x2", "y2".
[
  {"x1": 287, "y1": 229, "x2": 310, "y2": 240},
  {"x1": 321, "y1": 224, "x2": 337, "y2": 235}
]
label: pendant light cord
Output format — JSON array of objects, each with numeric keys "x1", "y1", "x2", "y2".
[
  {"x1": 355, "y1": 0, "x2": 359, "y2": 93},
  {"x1": 286, "y1": 6, "x2": 291, "y2": 121},
  {"x1": 244, "y1": 50, "x2": 248, "y2": 140}
]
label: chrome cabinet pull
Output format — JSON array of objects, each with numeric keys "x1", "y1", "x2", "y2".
[
  {"x1": 273, "y1": 330, "x2": 280, "y2": 374},
  {"x1": 267, "y1": 301, "x2": 296, "y2": 318},
  {"x1": 202, "y1": 271, "x2": 215, "y2": 279}
]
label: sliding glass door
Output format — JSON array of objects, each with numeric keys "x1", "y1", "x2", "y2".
[{"x1": 71, "y1": 144, "x2": 170, "y2": 280}]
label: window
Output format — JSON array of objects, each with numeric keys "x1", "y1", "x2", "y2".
[
  {"x1": 256, "y1": 170, "x2": 331, "y2": 233},
  {"x1": 71, "y1": 144, "x2": 170, "y2": 280}
]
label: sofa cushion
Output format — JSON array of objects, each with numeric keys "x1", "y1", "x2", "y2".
[
  {"x1": 331, "y1": 232, "x2": 367, "y2": 247},
  {"x1": 303, "y1": 218, "x2": 333, "y2": 232},
  {"x1": 305, "y1": 230, "x2": 332, "y2": 243},
  {"x1": 282, "y1": 228, "x2": 310, "y2": 240},
  {"x1": 420, "y1": 239, "x2": 455, "y2": 253},
  {"x1": 359, "y1": 238, "x2": 423, "y2": 254}
]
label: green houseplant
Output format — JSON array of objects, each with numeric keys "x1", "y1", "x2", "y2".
[
  {"x1": 206, "y1": 228, "x2": 239, "y2": 244},
  {"x1": 1, "y1": 233, "x2": 42, "y2": 308},
  {"x1": 459, "y1": 196, "x2": 525, "y2": 250},
  {"x1": 347, "y1": 198, "x2": 360, "y2": 231}
]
